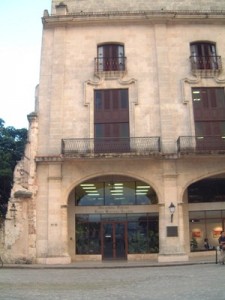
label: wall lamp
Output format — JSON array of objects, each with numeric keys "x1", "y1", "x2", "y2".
[{"x1": 169, "y1": 202, "x2": 176, "y2": 223}]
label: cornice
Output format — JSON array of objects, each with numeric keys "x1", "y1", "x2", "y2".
[{"x1": 42, "y1": 10, "x2": 225, "y2": 26}]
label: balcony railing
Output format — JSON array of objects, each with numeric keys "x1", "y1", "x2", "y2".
[
  {"x1": 61, "y1": 137, "x2": 160, "y2": 157},
  {"x1": 177, "y1": 136, "x2": 225, "y2": 153},
  {"x1": 189, "y1": 55, "x2": 222, "y2": 76},
  {"x1": 94, "y1": 57, "x2": 127, "y2": 74}
]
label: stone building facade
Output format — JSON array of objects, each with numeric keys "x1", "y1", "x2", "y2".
[{"x1": 3, "y1": 0, "x2": 225, "y2": 264}]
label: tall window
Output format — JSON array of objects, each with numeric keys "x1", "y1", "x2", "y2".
[
  {"x1": 190, "y1": 42, "x2": 219, "y2": 70},
  {"x1": 94, "y1": 89, "x2": 129, "y2": 153},
  {"x1": 97, "y1": 44, "x2": 125, "y2": 71},
  {"x1": 192, "y1": 87, "x2": 225, "y2": 150}
]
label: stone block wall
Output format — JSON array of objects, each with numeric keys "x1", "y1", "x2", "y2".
[{"x1": 51, "y1": 0, "x2": 225, "y2": 14}]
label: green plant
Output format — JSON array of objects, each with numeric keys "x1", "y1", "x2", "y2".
[
  {"x1": 148, "y1": 230, "x2": 159, "y2": 253},
  {"x1": 190, "y1": 237, "x2": 198, "y2": 251}
]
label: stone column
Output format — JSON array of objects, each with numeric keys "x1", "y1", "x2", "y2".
[{"x1": 158, "y1": 160, "x2": 188, "y2": 262}]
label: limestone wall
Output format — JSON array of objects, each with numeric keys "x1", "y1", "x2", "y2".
[
  {"x1": 38, "y1": 17, "x2": 225, "y2": 155},
  {"x1": 51, "y1": 0, "x2": 225, "y2": 14}
]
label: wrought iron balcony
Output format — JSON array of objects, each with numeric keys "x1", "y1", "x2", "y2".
[
  {"x1": 177, "y1": 136, "x2": 225, "y2": 153},
  {"x1": 61, "y1": 137, "x2": 160, "y2": 157},
  {"x1": 94, "y1": 57, "x2": 127, "y2": 74},
  {"x1": 189, "y1": 55, "x2": 222, "y2": 76}
]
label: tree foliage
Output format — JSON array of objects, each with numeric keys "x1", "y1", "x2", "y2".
[{"x1": 0, "y1": 118, "x2": 27, "y2": 218}]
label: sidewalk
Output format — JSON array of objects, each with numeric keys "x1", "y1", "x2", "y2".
[{"x1": 1, "y1": 254, "x2": 218, "y2": 269}]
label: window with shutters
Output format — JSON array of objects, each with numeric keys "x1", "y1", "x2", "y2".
[
  {"x1": 192, "y1": 87, "x2": 225, "y2": 150},
  {"x1": 94, "y1": 89, "x2": 129, "y2": 153}
]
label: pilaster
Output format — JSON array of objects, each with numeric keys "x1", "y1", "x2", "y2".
[
  {"x1": 158, "y1": 160, "x2": 188, "y2": 262},
  {"x1": 36, "y1": 163, "x2": 71, "y2": 264}
]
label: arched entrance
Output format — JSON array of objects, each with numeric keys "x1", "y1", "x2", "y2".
[
  {"x1": 68, "y1": 175, "x2": 159, "y2": 261},
  {"x1": 186, "y1": 175, "x2": 225, "y2": 251}
]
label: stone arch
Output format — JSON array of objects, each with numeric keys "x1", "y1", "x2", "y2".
[
  {"x1": 65, "y1": 171, "x2": 161, "y2": 206},
  {"x1": 179, "y1": 170, "x2": 225, "y2": 252},
  {"x1": 67, "y1": 172, "x2": 160, "y2": 261},
  {"x1": 181, "y1": 170, "x2": 225, "y2": 203}
]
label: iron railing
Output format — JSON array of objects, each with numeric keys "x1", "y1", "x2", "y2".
[
  {"x1": 94, "y1": 57, "x2": 127, "y2": 73},
  {"x1": 62, "y1": 137, "x2": 160, "y2": 157},
  {"x1": 190, "y1": 55, "x2": 222, "y2": 73},
  {"x1": 177, "y1": 136, "x2": 225, "y2": 153}
]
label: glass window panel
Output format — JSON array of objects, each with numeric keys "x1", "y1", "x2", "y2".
[
  {"x1": 75, "y1": 222, "x2": 89, "y2": 254},
  {"x1": 95, "y1": 90, "x2": 102, "y2": 110},
  {"x1": 189, "y1": 211, "x2": 205, "y2": 219},
  {"x1": 88, "y1": 222, "x2": 101, "y2": 254},
  {"x1": 128, "y1": 219, "x2": 148, "y2": 253},
  {"x1": 75, "y1": 182, "x2": 104, "y2": 206},
  {"x1": 120, "y1": 90, "x2": 128, "y2": 109},
  {"x1": 118, "y1": 45, "x2": 124, "y2": 57},
  {"x1": 101, "y1": 214, "x2": 126, "y2": 221},
  {"x1": 75, "y1": 221, "x2": 101, "y2": 255},
  {"x1": 122, "y1": 182, "x2": 135, "y2": 205},
  {"x1": 76, "y1": 214, "x2": 89, "y2": 222},
  {"x1": 136, "y1": 181, "x2": 157, "y2": 205},
  {"x1": 205, "y1": 210, "x2": 222, "y2": 218},
  {"x1": 188, "y1": 179, "x2": 225, "y2": 203},
  {"x1": 95, "y1": 124, "x2": 104, "y2": 138},
  {"x1": 216, "y1": 88, "x2": 225, "y2": 108},
  {"x1": 103, "y1": 90, "x2": 111, "y2": 109},
  {"x1": 205, "y1": 218, "x2": 221, "y2": 224},
  {"x1": 88, "y1": 214, "x2": 101, "y2": 222},
  {"x1": 97, "y1": 46, "x2": 104, "y2": 71},
  {"x1": 127, "y1": 214, "x2": 146, "y2": 222},
  {"x1": 76, "y1": 178, "x2": 157, "y2": 206},
  {"x1": 120, "y1": 123, "x2": 129, "y2": 138}
]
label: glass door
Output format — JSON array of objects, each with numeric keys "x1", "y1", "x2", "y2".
[{"x1": 102, "y1": 222, "x2": 127, "y2": 260}]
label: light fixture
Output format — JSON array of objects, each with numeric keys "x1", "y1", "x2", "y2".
[{"x1": 169, "y1": 202, "x2": 176, "y2": 223}]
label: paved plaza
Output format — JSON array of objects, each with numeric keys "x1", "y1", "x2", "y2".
[{"x1": 0, "y1": 263, "x2": 224, "y2": 300}]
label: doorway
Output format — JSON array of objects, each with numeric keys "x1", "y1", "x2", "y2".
[{"x1": 102, "y1": 221, "x2": 127, "y2": 260}]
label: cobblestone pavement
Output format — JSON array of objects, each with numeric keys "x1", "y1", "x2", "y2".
[{"x1": 0, "y1": 264, "x2": 224, "y2": 300}]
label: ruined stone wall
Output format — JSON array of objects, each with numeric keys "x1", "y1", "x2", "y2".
[{"x1": 3, "y1": 113, "x2": 38, "y2": 263}]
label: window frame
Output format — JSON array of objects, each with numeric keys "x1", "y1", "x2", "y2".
[
  {"x1": 97, "y1": 43, "x2": 125, "y2": 72},
  {"x1": 190, "y1": 41, "x2": 219, "y2": 71}
]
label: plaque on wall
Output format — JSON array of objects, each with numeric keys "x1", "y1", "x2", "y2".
[{"x1": 167, "y1": 226, "x2": 178, "y2": 237}]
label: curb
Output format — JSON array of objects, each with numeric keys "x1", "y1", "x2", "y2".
[{"x1": 0, "y1": 260, "x2": 216, "y2": 270}]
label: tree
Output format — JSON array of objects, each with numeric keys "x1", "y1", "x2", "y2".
[{"x1": 0, "y1": 119, "x2": 27, "y2": 218}]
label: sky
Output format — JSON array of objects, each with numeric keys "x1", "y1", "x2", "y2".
[{"x1": 0, "y1": 1, "x2": 51, "y2": 129}]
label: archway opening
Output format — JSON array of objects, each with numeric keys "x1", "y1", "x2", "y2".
[
  {"x1": 187, "y1": 175, "x2": 225, "y2": 252},
  {"x1": 68, "y1": 175, "x2": 159, "y2": 261}
]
